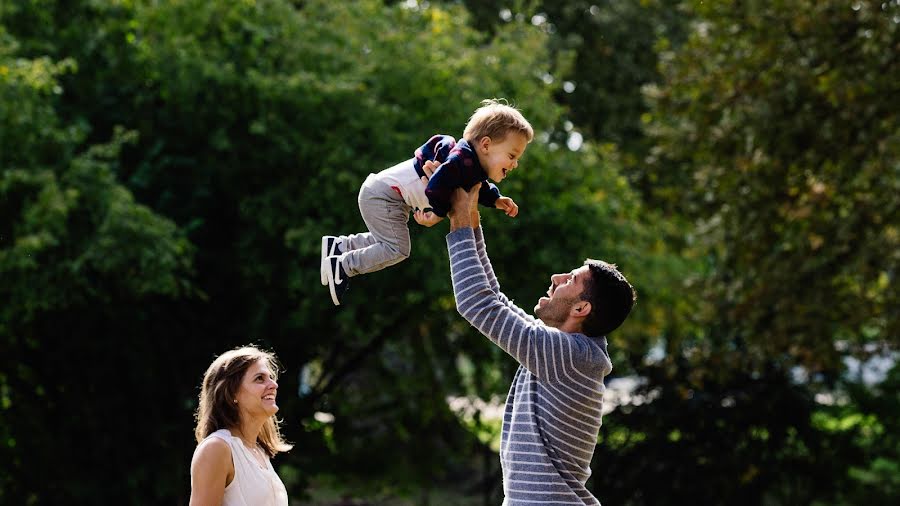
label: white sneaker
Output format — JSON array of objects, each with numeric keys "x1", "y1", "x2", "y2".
[
  {"x1": 321, "y1": 236, "x2": 342, "y2": 285},
  {"x1": 325, "y1": 255, "x2": 350, "y2": 306}
]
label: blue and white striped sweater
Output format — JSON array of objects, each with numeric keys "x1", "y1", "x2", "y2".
[{"x1": 447, "y1": 227, "x2": 612, "y2": 506}]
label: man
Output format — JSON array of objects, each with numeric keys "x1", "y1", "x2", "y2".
[{"x1": 446, "y1": 182, "x2": 636, "y2": 505}]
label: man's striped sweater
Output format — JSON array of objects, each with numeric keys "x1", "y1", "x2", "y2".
[{"x1": 447, "y1": 227, "x2": 613, "y2": 506}]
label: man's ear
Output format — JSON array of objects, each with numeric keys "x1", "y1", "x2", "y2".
[{"x1": 571, "y1": 301, "x2": 592, "y2": 319}]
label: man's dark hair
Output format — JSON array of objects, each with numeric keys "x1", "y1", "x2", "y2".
[{"x1": 579, "y1": 259, "x2": 636, "y2": 337}]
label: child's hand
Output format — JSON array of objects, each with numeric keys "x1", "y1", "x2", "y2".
[
  {"x1": 420, "y1": 159, "x2": 440, "y2": 185},
  {"x1": 414, "y1": 209, "x2": 444, "y2": 227},
  {"x1": 495, "y1": 197, "x2": 519, "y2": 217}
]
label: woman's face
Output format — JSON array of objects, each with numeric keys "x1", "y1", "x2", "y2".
[{"x1": 235, "y1": 360, "x2": 279, "y2": 420}]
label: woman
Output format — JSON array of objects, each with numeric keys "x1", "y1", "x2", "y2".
[{"x1": 190, "y1": 346, "x2": 291, "y2": 506}]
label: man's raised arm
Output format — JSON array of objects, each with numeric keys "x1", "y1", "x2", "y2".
[{"x1": 446, "y1": 185, "x2": 596, "y2": 381}]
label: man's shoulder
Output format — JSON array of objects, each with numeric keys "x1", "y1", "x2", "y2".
[
  {"x1": 542, "y1": 328, "x2": 614, "y2": 375},
  {"x1": 579, "y1": 334, "x2": 613, "y2": 375}
]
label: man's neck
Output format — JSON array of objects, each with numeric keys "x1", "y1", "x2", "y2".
[{"x1": 550, "y1": 317, "x2": 582, "y2": 335}]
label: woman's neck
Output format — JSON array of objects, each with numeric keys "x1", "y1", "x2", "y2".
[{"x1": 232, "y1": 418, "x2": 265, "y2": 447}]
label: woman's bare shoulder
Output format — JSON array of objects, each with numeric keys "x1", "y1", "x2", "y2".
[{"x1": 192, "y1": 436, "x2": 232, "y2": 469}]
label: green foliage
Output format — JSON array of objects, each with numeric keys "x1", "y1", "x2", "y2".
[
  {"x1": 644, "y1": 0, "x2": 899, "y2": 373},
  {"x1": 2, "y1": 0, "x2": 676, "y2": 503},
  {"x1": 0, "y1": 32, "x2": 194, "y2": 332},
  {"x1": 1, "y1": 0, "x2": 896, "y2": 504},
  {"x1": 461, "y1": 0, "x2": 691, "y2": 181},
  {"x1": 825, "y1": 361, "x2": 900, "y2": 505},
  {"x1": 595, "y1": 364, "x2": 854, "y2": 506},
  {"x1": 597, "y1": 1, "x2": 900, "y2": 504},
  {"x1": 0, "y1": 37, "x2": 195, "y2": 503},
  {"x1": 0, "y1": 32, "x2": 79, "y2": 167}
]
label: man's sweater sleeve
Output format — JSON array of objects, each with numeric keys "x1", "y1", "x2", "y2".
[
  {"x1": 472, "y1": 227, "x2": 537, "y2": 324},
  {"x1": 447, "y1": 227, "x2": 599, "y2": 381}
]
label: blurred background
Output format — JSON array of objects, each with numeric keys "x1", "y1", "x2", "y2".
[{"x1": 1, "y1": 0, "x2": 897, "y2": 504}]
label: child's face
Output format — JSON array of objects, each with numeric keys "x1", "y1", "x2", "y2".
[{"x1": 476, "y1": 132, "x2": 529, "y2": 183}]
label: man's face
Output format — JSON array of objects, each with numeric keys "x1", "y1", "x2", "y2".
[{"x1": 534, "y1": 265, "x2": 591, "y2": 327}]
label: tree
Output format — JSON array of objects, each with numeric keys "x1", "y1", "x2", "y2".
[
  {"x1": 2, "y1": 1, "x2": 680, "y2": 502},
  {"x1": 0, "y1": 27, "x2": 195, "y2": 503},
  {"x1": 644, "y1": 0, "x2": 899, "y2": 373},
  {"x1": 596, "y1": 0, "x2": 900, "y2": 503}
]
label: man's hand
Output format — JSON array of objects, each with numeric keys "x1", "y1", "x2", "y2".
[
  {"x1": 449, "y1": 182, "x2": 482, "y2": 231},
  {"x1": 495, "y1": 196, "x2": 519, "y2": 217},
  {"x1": 413, "y1": 209, "x2": 443, "y2": 227},
  {"x1": 411, "y1": 160, "x2": 445, "y2": 227}
]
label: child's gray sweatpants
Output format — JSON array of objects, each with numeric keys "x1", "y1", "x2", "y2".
[{"x1": 339, "y1": 173, "x2": 412, "y2": 276}]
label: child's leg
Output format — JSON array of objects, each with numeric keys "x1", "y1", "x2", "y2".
[
  {"x1": 337, "y1": 230, "x2": 379, "y2": 252},
  {"x1": 340, "y1": 176, "x2": 411, "y2": 276}
]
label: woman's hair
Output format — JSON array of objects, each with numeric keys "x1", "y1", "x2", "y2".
[
  {"x1": 463, "y1": 98, "x2": 534, "y2": 144},
  {"x1": 194, "y1": 345, "x2": 292, "y2": 457}
]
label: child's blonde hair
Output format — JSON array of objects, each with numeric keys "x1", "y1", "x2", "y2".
[{"x1": 463, "y1": 99, "x2": 534, "y2": 144}]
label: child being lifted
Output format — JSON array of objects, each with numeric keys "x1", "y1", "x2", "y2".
[{"x1": 321, "y1": 99, "x2": 534, "y2": 305}]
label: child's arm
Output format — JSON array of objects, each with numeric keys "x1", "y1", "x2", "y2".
[
  {"x1": 494, "y1": 196, "x2": 518, "y2": 217},
  {"x1": 477, "y1": 182, "x2": 517, "y2": 217},
  {"x1": 477, "y1": 182, "x2": 502, "y2": 209},
  {"x1": 413, "y1": 209, "x2": 443, "y2": 227},
  {"x1": 415, "y1": 135, "x2": 456, "y2": 169}
]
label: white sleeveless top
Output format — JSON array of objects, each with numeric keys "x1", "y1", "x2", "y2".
[{"x1": 197, "y1": 429, "x2": 289, "y2": 506}]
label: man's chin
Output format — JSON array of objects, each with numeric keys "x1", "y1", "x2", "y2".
[{"x1": 535, "y1": 297, "x2": 549, "y2": 315}]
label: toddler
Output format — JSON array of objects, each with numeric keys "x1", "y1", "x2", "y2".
[{"x1": 321, "y1": 99, "x2": 534, "y2": 305}]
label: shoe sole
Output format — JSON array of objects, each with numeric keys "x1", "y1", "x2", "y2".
[
  {"x1": 320, "y1": 237, "x2": 332, "y2": 286},
  {"x1": 326, "y1": 258, "x2": 342, "y2": 306}
]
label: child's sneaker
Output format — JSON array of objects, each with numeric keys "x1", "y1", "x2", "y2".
[
  {"x1": 321, "y1": 236, "x2": 343, "y2": 285},
  {"x1": 325, "y1": 255, "x2": 350, "y2": 306}
]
